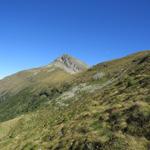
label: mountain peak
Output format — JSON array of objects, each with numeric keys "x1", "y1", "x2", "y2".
[
  {"x1": 54, "y1": 54, "x2": 74, "y2": 63},
  {"x1": 50, "y1": 54, "x2": 88, "y2": 74}
]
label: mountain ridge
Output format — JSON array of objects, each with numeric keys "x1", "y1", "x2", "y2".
[
  {"x1": 0, "y1": 50, "x2": 149, "y2": 150},
  {"x1": 0, "y1": 54, "x2": 88, "y2": 97}
]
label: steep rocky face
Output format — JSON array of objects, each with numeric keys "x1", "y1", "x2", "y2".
[{"x1": 48, "y1": 54, "x2": 89, "y2": 74}]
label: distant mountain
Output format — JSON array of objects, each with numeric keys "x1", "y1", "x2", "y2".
[
  {"x1": 0, "y1": 50, "x2": 149, "y2": 150},
  {"x1": 0, "y1": 54, "x2": 88, "y2": 96},
  {"x1": 49, "y1": 54, "x2": 88, "y2": 74}
]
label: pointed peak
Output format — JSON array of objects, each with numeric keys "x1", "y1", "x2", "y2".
[
  {"x1": 60, "y1": 54, "x2": 71, "y2": 58},
  {"x1": 51, "y1": 54, "x2": 88, "y2": 74},
  {"x1": 55, "y1": 54, "x2": 74, "y2": 61}
]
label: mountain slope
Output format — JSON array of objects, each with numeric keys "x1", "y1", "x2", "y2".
[
  {"x1": 0, "y1": 51, "x2": 149, "y2": 150},
  {"x1": 0, "y1": 54, "x2": 88, "y2": 97},
  {"x1": 48, "y1": 54, "x2": 88, "y2": 74}
]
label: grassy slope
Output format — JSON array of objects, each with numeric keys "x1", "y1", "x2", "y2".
[
  {"x1": 0, "y1": 68, "x2": 73, "y2": 122},
  {"x1": 0, "y1": 66, "x2": 73, "y2": 97},
  {"x1": 0, "y1": 51, "x2": 149, "y2": 150}
]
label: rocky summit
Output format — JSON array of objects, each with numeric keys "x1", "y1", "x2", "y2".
[
  {"x1": 48, "y1": 54, "x2": 89, "y2": 74},
  {"x1": 0, "y1": 50, "x2": 149, "y2": 150}
]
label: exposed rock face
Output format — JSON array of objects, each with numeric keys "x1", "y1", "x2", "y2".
[{"x1": 47, "y1": 54, "x2": 89, "y2": 74}]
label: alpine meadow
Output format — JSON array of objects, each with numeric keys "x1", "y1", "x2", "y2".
[
  {"x1": 0, "y1": 0, "x2": 150, "y2": 150},
  {"x1": 0, "y1": 51, "x2": 150, "y2": 149}
]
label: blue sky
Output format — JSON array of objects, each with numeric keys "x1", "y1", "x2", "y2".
[{"x1": 0, "y1": 0, "x2": 150, "y2": 79}]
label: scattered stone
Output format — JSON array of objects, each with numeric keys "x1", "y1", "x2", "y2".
[{"x1": 93, "y1": 72, "x2": 105, "y2": 80}]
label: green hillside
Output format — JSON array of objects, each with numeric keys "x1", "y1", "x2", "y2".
[{"x1": 0, "y1": 51, "x2": 149, "y2": 150}]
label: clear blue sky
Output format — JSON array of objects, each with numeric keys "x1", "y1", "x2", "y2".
[{"x1": 0, "y1": 0, "x2": 150, "y2": 78}]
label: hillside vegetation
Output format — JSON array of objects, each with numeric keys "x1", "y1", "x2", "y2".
[{"x1": 0, "y1": 51, "x2": 149, "y2": 150}]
